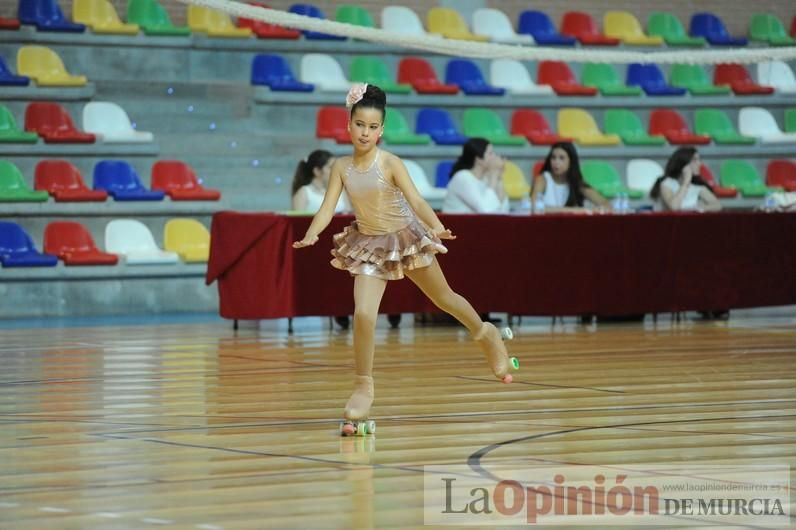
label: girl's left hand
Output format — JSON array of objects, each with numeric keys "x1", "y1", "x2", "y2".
[{"x1": 435, "y1": 228, "x2": 456, "y2": 240}]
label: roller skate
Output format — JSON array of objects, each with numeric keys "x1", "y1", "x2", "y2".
[
  {"x1": 339, "y1": 375, "x2": 376, "y2": 436},
  {"x1": 474, "y1": 322, "x2": 520, "y2": 383}
]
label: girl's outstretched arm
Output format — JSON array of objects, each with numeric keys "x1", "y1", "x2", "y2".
[{"x1": 293, "y1": 159, "x2": 345, "y2": 248}]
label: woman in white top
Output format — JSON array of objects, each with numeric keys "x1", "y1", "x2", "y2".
[
  {"x1": 442, "y1": 138, "x2": 510, "y2": 214},
  {"x1": 291, "y1": 149, "x2": 348, "y2": 213},
  {"x1": 530, "y1": 142, "x2": 610, "y2": 213},
  {"x1": 650, "y1": 147, "x2": 721, "y2": 212}
]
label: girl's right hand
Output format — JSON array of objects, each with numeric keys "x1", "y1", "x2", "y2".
[{"x1": 292, "y1": 235, "x2": 319, "y2": 248}]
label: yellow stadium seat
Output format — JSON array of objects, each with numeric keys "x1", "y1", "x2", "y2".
[
  {"x1": 17, "y1": 46, "x2": 87, "y2": 87},
  {"x1": 558, "y1": 109, "x2": 621, "y2": 146},
  {"x1": 502, "y1": 160, "x2": 530, "y2": 199},
  {"x1": 187, "y1": 5, "x2": 251, "y2": 38},
  {"x1": 164, "y1": 218, "x2": 210, "y2": 262},
  {"x1": 603, "y1": 11, "x2": 664, "y2": 46},
  {"x1": 427, "y1": 7, "x2": 488, "y2": 42},
  {"x1": 73, "y1": 0, "x2": 138, "y2": 34}
]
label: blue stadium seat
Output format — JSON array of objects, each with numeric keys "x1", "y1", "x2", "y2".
[
  {"x1": 689, "y1": 13, "x2": 747, "y2": 46},
  {"x1": 445, "y1": 59, "x2": 504, "y2": 96},
  {"x1": 288, "y1": 3, "x2": 346, "y2": 40},
  {"x1": 251, "y1": 54, "x2": 314, "y2": 91},
  {"x1": 517, "y1": 10, "x2": 576, "y2": 45},
  {"x1": 93, "y1": 161, "x2": 165, "y2": 201},
  {"x1": 0, "y1": 55, "x2": 29, "y2": 86},
  {"x1": 626, "y1": 63, "x2": 687, "y2": 96},
  {"x1": 0, "y1": 221, "x2": 58, "y2": 267},
  {"x1": 17, "y1": 0, "x2": 85, "y2": 31},
  {"x1": 415, "y1": 108, "x2": 468, "y2": 145},
  {"x1": 435, "y1": 160, "x2": 454, "y2": 187}
]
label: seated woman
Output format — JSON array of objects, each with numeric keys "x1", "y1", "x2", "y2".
[
  {"x1": 531, "y1": 142, "x2": 610, "y2": 213},
  {"x1": 650, "y1": 147, "x2": 721, "y2": 212},
  {"x1": 442, "y1": 138, "x2": 509, "y2": 214},
  {"x1": 291, "y1": 149, "x2": 348, "y2": 213}
]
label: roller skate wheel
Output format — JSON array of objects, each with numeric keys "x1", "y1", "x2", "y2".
[
  {"x1": 366, "y1": 420, "x2": 376, "y2": 434},
  {"x1": 501, "y1": 327, "x2": 514, "y2": 341},
  {"x1": 502, "y1": 373, "x2": 513, "y2": 384},
  {"x1": 340, "y1": 422, "x2": 355, "y2": 436},
  {"x1": 356, "y1": 422, "x2": 369, "y2": 436},
  {"x1": 510, "y1": 356, "x2": 520, "y2": 370}
]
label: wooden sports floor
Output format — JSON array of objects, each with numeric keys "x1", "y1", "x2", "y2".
[{"x1": 1, "y1": 311, "x2": 794, "y2": 529}]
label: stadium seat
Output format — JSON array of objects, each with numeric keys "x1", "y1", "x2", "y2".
[
  {"x1": 714, "y1": 64, "x2": 774, "y2": 95},
  {"x1": 786, "y1": 109, "x2": 796, "y2": 132},
  {"x1": 403, "y1": 160, "x2": 446, "y2": 201},
  {"x1": 698, "y1": 163, "x2": 737, "y2": 198},
  {"x1": 187, "y1": 5, "x2": 251, "y2": 37},
  {"x1": 0, "y1": 55, "x2": 30, "y2": 86},
  {"x1": 502, "y1": 160, "x2": 530, "y2": 200},
  {"x1": 127, "y1": 0, "x2": 189, "y2": 36},
  {"x1": 0, "y1": 17, "x2": 21, "y2": 29},
  {"x1": 581, "y1": 63, "x2": 642, "y2": 96},
  {"x1": 756, "y1": 61, "x2": 796, "y2": 94},
  {"x1": 749, "y1": 14, "x2": 796, "y2": 46},
  {"x1": 766, "y1": 160, "x2": 796, "y2": 191},
  {"x1": 669, "y1": 64, "x2": 731, "y2": 95},
  {"x1": 626, "y1": 63, "x2": 686, "y2": 96},
  {"x1": 561, "y1": 11, "x2": 619, "y2": 45},
  {"x1": 105, "y1": 219, "x2": 179, "y2": 265},
  {"x1": 164, "y1": 218, "x2": 210, "y2": 262},
  {"x1": 604, "y1": 11, "x2": 663, "y2": 45},
  {"x1": 397, "y1": 57, "x2": 458, "y2": 94},
  {"x1": 0, "y1": 105, "x2": 37, "y2": 142},
  {"x1": 517, "y1": 10, "x2": 575, "y2": 45},
  {"x1": 0, "y1": 160, "x2": 49, "y2": 202},
  {"x1": 511, "y1": 109, "x2": 573, "y2": 145},
  {"x1": 647, "y1": 12, "x2": 705, "y2": 46},
  {"x1": 383, "y1": 108, "x2": 431, "y2": 145},
  {"x1": 427, "y1": 7, "x2": 487, "y2": 41},
  {"x1": 350, "y1": 57, "x2": 412, "y2": 94},
  {"x1": 689, "y1": 13, "x2": 747, "y2": 46},
  {"x1": 445, "y1": 59, "x2": 504, "y2": 95},
  {"x1": 316, "y1": 106, "x2": 351, "y2": 144},
  {"x1": 694, "y1": 108, "x2": 755, "y2": 145},
  {"x1": 251, "y1": 54, "x2": 313, "y2": 91},
  {"x1": 34, "y1": 160, "x2": 108, "y2": 201},
  {"x1": 335, "y1": 4, "x2": 373, "y2": 27},
  {"x1": 288, "y1": 3, "x2": 345, "y2": 40},
  {"x1": 435, "y1": 160, "x2": 454, "y2": 187},
  {"x1": 720, "y1": 160, "x2": 781, "y2": 197},
  {"x1": 44, "y1": 221, "x2": 118, "y2": 265},
  {"x1": 151, "y1": 160, "x2": 221, "y2": 200},
  {"x1": 558, "y1": 109, "x2": 621, "y2": 146},
  {"x1": 792, "y1": 15, "x2": 796, "y2": 37},
  {"x1": 0, "y1": 222, "x2": 58, "y2": 267},
  {"x1": 537, "y1": 61, "x2": 597, "y2": 96},
  {"x1": 25, "y1": 102, "x2": 95, "y2": 143},
  {"x1": 18, "y1": 0, "x2": 85, "y2": 31},
  {"x1": 603, "y1": 109, "x2": 666, "y2": 145},
  {"x1": 300, "y1": 54, "x2": 350, "y2": 92},
  {"x1": 82, "y1": 101, "x2": 154, "y2": 143},
  {"x1": 73, "y1": 0, "x2": 138, "y2": 34},
  {"x1": 472, "y1": 8, "x2": 534, "y2": 44},
  {"x1": 463, "y1": 109, "x2": 525, "y2": 146},
  {"x1": 380, "y1": 6, "x2": 427, "y2": 37},
  {"x1": 17, "y1": 46, "x2": 87, "y2": 87},
  {"x1": 415, "y1": 108, "x2": 467, "y2": 145},
  {"x1": 93, "y1": 160, "x2": 165, "y2": 201},
  {"x1": 625, "y1": 159, "x2": 663, "y2": 196},
  {"x1": 739, "y1": 107, "x2": 796, "y2": 143},
  {"x1": 237, "y1": 2, "x2": 300, "y2": 39},
  {"x1": 649, "y1": 109, "x2": 711, "y2": 145},
  {"x1": 581, "y1": 161, "x2": 643, "y2": 199},
  {"x1": 490, "y1": 59, "x2": 553, "y2": 96}
]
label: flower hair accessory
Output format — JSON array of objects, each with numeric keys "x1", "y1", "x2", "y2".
[{"x1": 346, "y1": 83, "x2": 368, "y2": 110}]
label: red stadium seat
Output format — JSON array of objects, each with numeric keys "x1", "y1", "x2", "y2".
[
  {"x1": 24, "y1": 102, "x2": 95, "y2": 143},
  {"x1": 649, "y1": 109, "x2": 711, "y2": 145},
  {"x1": 397, "y1": 57, "x2": 458, "y2": 95},
  {"x1": 316, "y1": 106, "x2": 351, "y2": 144},
  {"x1": 34, "y1": 160, "x2": 107, "y2": 201},
  {"x1": 537, "y1": 61, "x2": 598, "y2": 96},
  {"x1": 532, "y1": 160, "x2": 544, "y2": 177},
  {"x1": 699, "y1": 163, "x2": 737, "y2": 198},
  {"x1": 151, "y1": 160, "x2": 221, "y2": 200},
  {"x1": 238, "y1": 2, "x2": 300, "y2": 39},
  {"x1": 766, "y1": 159, "x2": 796, "y2": 191},
  {"x1": 713, "y1": 64, "x2": 774, "y2": 95},
  {"x1": 44, "y1": 221, "x2": 118, "y2": 266},
  {"x1": 0, "y1": 17, "x2": 21, "y2": 29},
  {"x1": 511, "y1": 109, "x2": 573, "y2": 145},
  {"x1": 561, "y1": 11, "x2": 620, "y2": 45}
]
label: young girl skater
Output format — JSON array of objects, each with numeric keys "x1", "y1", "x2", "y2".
[{"x1": 293, "y1": 84, "x2": 518, "y2": 436}]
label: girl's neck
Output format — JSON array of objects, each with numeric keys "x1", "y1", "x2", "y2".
[
  {"x1": 352, "y1": 147, "x2": 378, "y2": 170},
  {"x1": 310, "y1": 176, "x2": 324, "y2": 191},
  {"x1": 551, "y1": 171, "x2": 567, "y2": 184},
  {"x1": 471, "y1": 165, "x2": 486, "y2": 179}
]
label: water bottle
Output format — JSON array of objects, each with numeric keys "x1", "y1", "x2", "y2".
[
  {"x1": 534, "y1": 196, "x2": 545, "y2": 215},
  {"x1": 612, "y1": 194, "x2": 622, "y2": 213},
  {"x1": 620, "y1": 192, "x2": 630, "y2": 214},
  {"x1": 763, "y1": 192, "x2": 776, "y2": 212},
  {"x1": 519, "y1": 197, "x2": 531, "y2": 213}
]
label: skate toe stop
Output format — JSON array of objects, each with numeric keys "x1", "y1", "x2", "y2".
[{"x1": 502, "y1": 374, "x2": 513, "y2": 384}]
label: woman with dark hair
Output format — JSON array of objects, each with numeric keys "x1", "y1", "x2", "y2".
[
  {"x1": 650, "y1": 147, "x2": 721, "y2": 212},
  {"x1": 441, "y1": 138, "x2": 509, "y2": 213},
  {"x1": 291, "y1": 149, "x2": 348, "y2": 212},
  {"x1": 531, "y1": 142, "x2": 610, "y2": 213}
]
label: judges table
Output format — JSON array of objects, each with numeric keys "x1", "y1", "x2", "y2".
[{"x1": 206, "y1": 212, "x2": 796, "y2": 320}]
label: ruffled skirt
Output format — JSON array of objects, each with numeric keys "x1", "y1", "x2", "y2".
[{"x1": 330, "y1": 218, "x2": 448, "y2": 280}]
